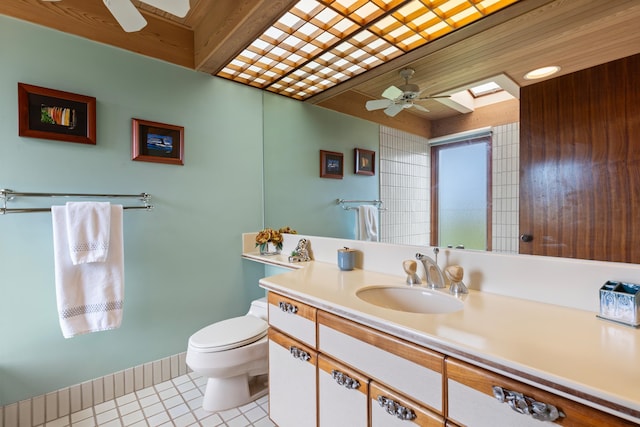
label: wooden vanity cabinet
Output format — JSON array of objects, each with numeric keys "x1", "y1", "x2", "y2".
[
  {"x1": 446, "y1": 358, "x2": 636, "y2": 427},
  {"x1": 268, "y1": 328, "x2": 317, "y2": 427},
  {"x1": 318, "y1": 311, "x2": 445, "y2": 414},
  {"x1": 318, "y1": 355, "x2": 369, "y2": 427},
  {"x1": 267, "y1": 293, "x2": 318, "y2": 427},
  {"x1": 266, "y1": 291, "x2": 635, "y2": 427},
  {"x1": 371, "y1": 382, "x2": 445, "y2": 426}
]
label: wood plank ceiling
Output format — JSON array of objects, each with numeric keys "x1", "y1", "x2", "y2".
[{"x1": 2, "y1": 0, "x2": 640, "y2": 138}]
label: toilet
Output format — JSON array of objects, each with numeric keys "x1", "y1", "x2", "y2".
[{"x1": 186, "y1": 297, "x2": 269, "y2": 412}]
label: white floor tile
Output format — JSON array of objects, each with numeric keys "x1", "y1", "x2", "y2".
[
  {"x1": 142, "y1": 402, "x2": 164, "y2": 418},
  {"x1": 118, "y1": 401, "x2": 141, "y2": 416},
  {"x1": 37, "y1": 376, "x2": 271, "y2": 427},
  {"x1": 146, "y1": 411, "x2": 170, "y2": 427},
  {"x1": 121, "y1": 410, "x2": 144, "y2": 427}
]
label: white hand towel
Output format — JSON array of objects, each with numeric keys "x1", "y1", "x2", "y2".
[
  {"x1": 52, "y1": 204, "x2": 124, "y2": 338},
  {"x1": 358, "y1": 205, "x2": 379, "y2": 241},
  {"x1": 65, "y1": 201, "x2": 111, "y2": 265}
]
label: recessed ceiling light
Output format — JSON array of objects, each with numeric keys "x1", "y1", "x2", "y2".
[{"x1": 524, "y1": 66, "x2": 561, "y2": 80}]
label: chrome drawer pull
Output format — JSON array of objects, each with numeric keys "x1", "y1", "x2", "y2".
[
  {"x1": 331, "y1": 370, "x2": 360, "y2": 390},
  {"x1": 289, "y1": 346, "x2": 310, "y2": 361},
  {"x1": 278, "y1": 301, "x2": 298, "y2": 314},
  {"x1": 377, "y1": 396, "x2": 416, "y2": 421},
  {"x1": 492, "y1": 386, "x2": 565, "y2": 422}
]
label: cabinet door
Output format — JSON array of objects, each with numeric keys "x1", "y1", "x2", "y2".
[
  {"x1": 268, "y1": 292, "x2": 317, "y2": 347},
  {"x1": 268, "y1": 329, "x2": 317, "y2": 427},
  {"x1": 446, "y1": 358, "x2": 638, "y2": 427},
  {"x1": 318, "y1": 355, "x2": 369, "y2": 427},
  {"x1": 371, "y1": 382, "x2": 445, "y2": 427},
  {"x1": 318, "y1": 311, "x2": 444, "y2": 413}
]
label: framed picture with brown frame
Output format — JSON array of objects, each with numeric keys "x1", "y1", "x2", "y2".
[
  {"x1": 132, "y1": 118, "x2": 184, "y2": 165},
  {"x1": 355, "y1": 148, "x2": 375, "y2": 176},
  {"x1": 320, "y1": 150, "x2": 344, "y2": 179},
  {"x1": 17, "y1": 83, "x2": 97, "y2": 145}
]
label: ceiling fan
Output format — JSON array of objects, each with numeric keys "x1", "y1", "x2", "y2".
[
  {"x1": 42, "y1": 0, "x2": 190, "y2": 33},
  {"x1": 365, "y1": 68, "x2": 448, "y2": 117}
]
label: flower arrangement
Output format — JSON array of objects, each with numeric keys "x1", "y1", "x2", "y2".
[{"x1": 255, "y1": 227, "x2": 297, "y2": 255}]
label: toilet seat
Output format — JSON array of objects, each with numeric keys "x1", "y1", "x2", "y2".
[{"x1": 188, "y1": 316, "x2": 268, "y2": 352}]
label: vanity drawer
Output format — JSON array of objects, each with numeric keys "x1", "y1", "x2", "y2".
[
  {"x1": 318, "y1": 311, "x2": 444, "y2": 414},
  {"x1": 268, "y1": 292, "x2": 317, "y2": 347},
  {"x1": 268, "y1": 328, "x2": 317, "y2": 427},
  {"x1": 318, "y1": 355, "x2": 369, "y2": 427},
  {"x1": 371, "y1": 382, "x2": 444, "y2": 426},
  {"x1": 446, "y1": 358, "x2": 637, "y2": 427}
]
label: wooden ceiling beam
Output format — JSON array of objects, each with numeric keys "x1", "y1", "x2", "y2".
[
  {"x1": 193, "y1": 0, "x2": 297, "y2": 75},
  {"x1": 0, "y1": 0, "x2": 194, "y2": 68}
]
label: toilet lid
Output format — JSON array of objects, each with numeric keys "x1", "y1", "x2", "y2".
[{"x1": 189, "y1": 316, "x2": 268, "y2": 352}]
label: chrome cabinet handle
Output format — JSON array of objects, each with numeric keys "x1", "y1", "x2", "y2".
[
  {"x1": 492, "y1": 386, "x2": 565, "y2": 422},
  {"x1": 377, "y1": 396, "x2": 416, "y2": 421},
  {"x1": 289, "y1": 346, "x2": 310, "y2": 361},
  {"x1": 331, "y1": 370, "x2": 360, "y2": 390},
  {"x1": 279, "y1": 301, "x2": 298, "y2": 314}
]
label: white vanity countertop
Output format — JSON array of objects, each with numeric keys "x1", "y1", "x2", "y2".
[{"x1": 254, "y1": 257, "x2": 640, "y2": 422}]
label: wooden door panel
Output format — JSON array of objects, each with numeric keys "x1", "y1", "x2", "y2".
[{"x1": 520, "y1": 53, "x2": 640, "y2": 263}]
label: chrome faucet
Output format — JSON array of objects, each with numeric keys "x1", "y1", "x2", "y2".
[{"x1": 415, "y1": 250, "x2": 446, "y2": 289}]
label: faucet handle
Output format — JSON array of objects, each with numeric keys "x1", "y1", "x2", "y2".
[
  {"x1": 402, "y1": 260, "x2": 421, "y2": 285},
  {"x1": 403, "y1": 260, "x2": 418, "y2": 275},
  {"x1": 445, "y1": 265, "x2": 468, "y2": 294},
  {"x1": 444, "y1": 265, "x2": 464, "y2": 282}
]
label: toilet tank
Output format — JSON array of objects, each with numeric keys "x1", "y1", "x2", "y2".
[{"x1": 248, "y1": 297, "x2": 268, "y2": 320}]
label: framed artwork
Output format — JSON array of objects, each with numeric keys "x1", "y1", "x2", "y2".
[
  {"x1": 355, "y1": 148, "x2": 375, "y2": 176},
  {"x1": 132, "y1": 118, "x2": 184, "y2": 165},
  {"x1": 320, "y1": 150, "x2": 344, "y2": 179},
  {"x1": 17, "y1": 83, "x2": 97, "y2": 145}
]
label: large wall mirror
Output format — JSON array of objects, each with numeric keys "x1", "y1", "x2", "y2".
[{"x1": 263, "y1": 1, "x2": 640, "y2": 264}]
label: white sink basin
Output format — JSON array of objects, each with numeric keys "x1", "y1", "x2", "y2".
[{"x1": 356, "y1": 286, "x2": 464, "y2": 314}]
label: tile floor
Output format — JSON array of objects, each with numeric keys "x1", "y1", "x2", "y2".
[{"x1": 38, "y1": 373, "x2": 274, "y2": 427}]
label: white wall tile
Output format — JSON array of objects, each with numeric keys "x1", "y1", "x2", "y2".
[
  {"x1": 18, "y1": 400, "x2": 31, "y2": 427},
  {"x1": 57, "y1": 388, "x2": 70, "y2": 418},
  {"x1": 69, "y1": 385, "x2": 82, "y2": 414},
  {"x1": 32, "y1": 395, "x2": 45, "y2": 426},
  {"x1": 4, "y1": 403, "x2": 17, "y2": 427},
  {"x1": 81, "y1": 381, "x2": 93, "y2": 410},
  {"x1": 45, "y1": 392, "x2": 57, "y2": 423}
]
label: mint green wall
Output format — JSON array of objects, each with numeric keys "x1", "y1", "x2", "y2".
[
  {"x1": 263, "y1": 93, "x2": 379, "y2": 238},
  {"x1": 0, "y1": 17, "x2": 267, "y2": 405},
  {"x1": 0, "y1": 15, "x2": 380, "y2": 406}
]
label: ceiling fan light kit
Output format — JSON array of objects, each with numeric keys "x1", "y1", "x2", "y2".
[{"x1": 365, "y1": 68, "x2": 449, "y2": 117}]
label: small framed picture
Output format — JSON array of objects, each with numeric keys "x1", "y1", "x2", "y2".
[
  {"x1": 320, "y1": 150, "x2": 344, "y2": 179},
  {"x1": 132, "y1": 118, "x2": 184, "y2": 165},
  {"x1": 355, "y1": 148, "x2": 375, "y2": 176},
  {"x1": 18, "y1": 83, "x2": 97, "y2": 145}
]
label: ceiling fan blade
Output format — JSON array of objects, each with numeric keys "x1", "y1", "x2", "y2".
[
  {"x1": 381, "y1": 85, "x2": 403, "y2": 100},
  {"x1": 366, "y1": 99, "x2": 393, "y2": 111},
  {"x1": 415, "y1": 95, "x2": 450, "y2": 101},
  {"x1": 384, "y1": 103, "x2": 404, "y2": 117},
  {"x1": 139, "y1": 0, "x2": 190, "y2": 17},
  {"x1": 413, "y1": 104, "x2": 430, "y2": 112},
  {"x1": 103, "y1": 0, "x2": 147, "y2": 32}
]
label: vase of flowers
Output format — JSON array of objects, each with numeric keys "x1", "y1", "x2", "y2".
[{"x1": 256, "y1": 228, "x2": 284, "y2": 255}]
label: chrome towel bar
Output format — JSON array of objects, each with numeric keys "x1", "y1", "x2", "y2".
[{"x1": 0, "y1": 188, "x2": 153, "y2": 214}]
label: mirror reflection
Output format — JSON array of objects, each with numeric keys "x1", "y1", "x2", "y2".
[{"x1": 263, "y1": 91, "x2": 519, "y2": 253}]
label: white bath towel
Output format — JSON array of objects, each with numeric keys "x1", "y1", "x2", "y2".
[
  {"x1": 358, "y1": 205, "x2": 379, "y2": 241},
  {"x1": 65, "y1": 201, "x2": 111, "y2": 265},
  {"x1": 52, "y1": 204, "x2": 124, "y2": 338}
]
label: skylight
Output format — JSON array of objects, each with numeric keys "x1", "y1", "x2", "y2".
[
  {"x1": 468, "y1": 81, "x2": 503, "y2": 97},
  {"x1": 217, "y1": 0, "x2": 520, "y2": 100}
]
